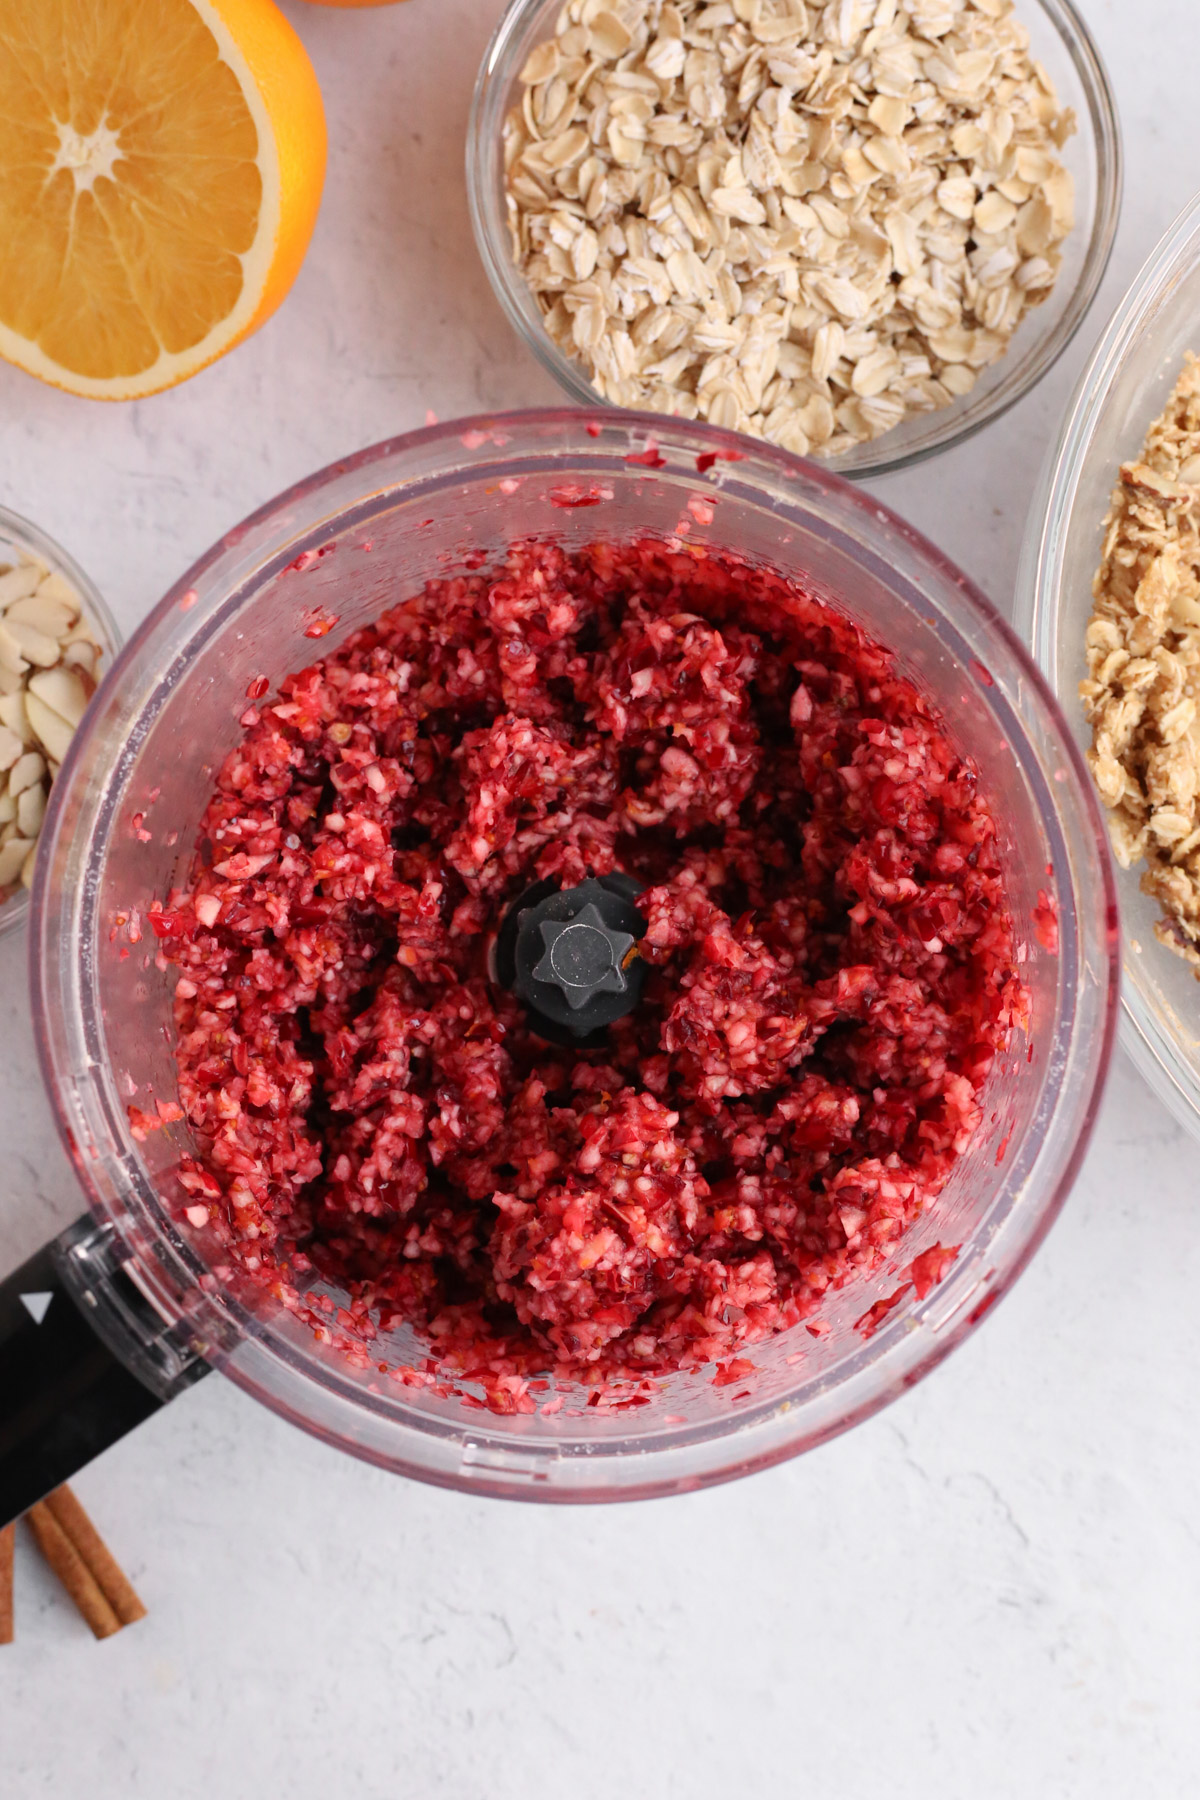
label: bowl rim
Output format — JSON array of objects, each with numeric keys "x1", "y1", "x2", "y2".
[
  {"x1": 466, "y1": 0, "x2": 1124, "y2": 479},
  {"x1": 31, "y1": 406, "x2": 1121, "y2": 1500},
  {"x1": 1018, "y1": 186, "x2": 1200, "y2": 1140},
  {"x1": 0, "y1": 502, "x2": 121, "y2": 945}
]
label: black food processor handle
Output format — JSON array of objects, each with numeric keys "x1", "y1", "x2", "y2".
[{"x1": 0, "y1": 1216, "x2": 209, "y2": 1527}]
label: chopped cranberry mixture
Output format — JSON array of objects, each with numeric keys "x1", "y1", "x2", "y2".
[{"x1": 158, "y1": 538, "x2": 1024, "y2": 1404}]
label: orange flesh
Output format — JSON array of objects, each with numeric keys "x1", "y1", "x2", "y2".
[{"x1": 0, "y1": 0, "x2": 264, "y2": 380}]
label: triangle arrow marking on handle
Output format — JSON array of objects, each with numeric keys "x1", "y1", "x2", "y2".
[{"x1": 19, "y1": 1292, "x2": 54, "y2": 1325}]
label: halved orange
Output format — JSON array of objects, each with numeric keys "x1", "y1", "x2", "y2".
[{"x1": 0, "y1": 0, "x2": 327, "y2": 400}]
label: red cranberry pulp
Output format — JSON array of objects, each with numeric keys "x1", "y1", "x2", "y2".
[{"x1": 155, "y1": 538, "x2": 1025, "y2": 1409}]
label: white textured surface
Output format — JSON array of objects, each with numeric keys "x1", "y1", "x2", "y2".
[{"x1": 1, "y1": 2, "x2": 1197, "y2": 1794}]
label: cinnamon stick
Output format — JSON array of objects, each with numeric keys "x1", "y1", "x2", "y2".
[
  {"x1": 42, "y1": 1486, "x2": 146, "y2": 1628},
  {"x1": 0, "y1": 1523, "x2": 13, "y2": 1646},
  {"x1": 27, "y1": 1502, "x2": 120, "y2": 1639}
]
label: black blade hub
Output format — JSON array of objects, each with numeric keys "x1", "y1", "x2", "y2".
[{"x1": 494, "y1": 872, "x2": 648, "y2": 1045}]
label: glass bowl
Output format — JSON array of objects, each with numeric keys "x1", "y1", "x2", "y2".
[
  {"x1": 467, "y1": 0, "x2": 1122, "y2": 478},
  {"x1": 0, "y1": 504, "x2": 120, "y2": 945},
  {"x1": 32, "y1": 409, "x2": 1118, "y2": 1501},
  {"x1": 1018, "y1": 190, "x2": 1200, "y2": 1142}
]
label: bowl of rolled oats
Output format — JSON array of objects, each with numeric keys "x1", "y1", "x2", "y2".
[
  {"x1": 0, "y1": 506, "x2": 119, "y2": 942},
  {"x1": 468, "y1": 0, "x2": 1121, "y2": 474},
  {"x1": 1020, "y1": 190, "x2": 1200, "y2": 1142}
]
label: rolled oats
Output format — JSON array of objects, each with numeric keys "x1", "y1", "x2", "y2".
[
  {"x1": 1083, "y1": 355, "x2": 1200, "y2": 968},
  {"x1": 503, "y1": 0, "x2": 1075, "y2": 452}
]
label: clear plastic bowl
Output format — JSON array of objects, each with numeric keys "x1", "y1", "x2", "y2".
[
  {"x1": 32, "y1": 410, "x2": 1118, "y2": 1500},
  {"x1": 467, "y1": 0, "x2": 1122, "y2": 478},
  {"x1": 0, "y1": 505, "x2": 120, "y2": 944},
  {"x1": 1018, "y1": 190, "x2": 1200, "y2": 1142}
]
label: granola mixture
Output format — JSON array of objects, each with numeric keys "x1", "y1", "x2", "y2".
[
  {"x1": 154, "y1": 538, "x2": 1023, "y2": 1403},
  {"x1": 503, "y1": 0, "x2": 1075, "y2": 457},
  {"x1": 1083, "y1": 354, "x2": 1200, "y2": 966}
]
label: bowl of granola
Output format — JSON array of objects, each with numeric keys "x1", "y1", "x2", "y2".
[
  {"x1": 468, "y1": 0, "x2": 1121, "y2": 475},
  {"x1": 1018, "y1": 190, "x2": 1200, "y2": 1141}
]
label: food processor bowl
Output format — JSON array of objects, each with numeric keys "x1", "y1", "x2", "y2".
[{"x1": 20, "y1": 410, "x2": 1118, "y2": 1506}]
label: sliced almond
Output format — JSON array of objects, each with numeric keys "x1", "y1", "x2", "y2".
[
  {"x1": 8, "y1": 750, "x2": 45, "y2": 797},
  {"x1": 59, "y1": 617, "x2": 98, "y2": 646},
  {"x1": 3, "y1": 618, "x2": 59, "y2": 668},
  {"x1": 0, "y1": 625, "x2": 28, "y2": 677},
  {"x1": 0, "y1": 725, "x2": 22, "y2": 771},
  {"x1": 28, "y1": 665, "x2": 89, "y2": 729},
  {"x1": 34, "y1": 570, "x2": 82, "y2": 619},
  {"x1": 6, "y1": 593, "x2": 76, "y2": 639},
  {"x1": 0, "y1": 564, "x2": 42, "y2": 610},
  {"x1": 20, "y1": 843, "x2": 37, "y2": 889},
  {"x1": 24, "y1": 691, "x2": 75, "y2": 764},
  {"x1": 62, "y1": 642, "x2": 99, "y2": 679},
  {"x1": 16, "y1": 782, "x2": 45, "y2": 839},
  {"x1": 0, "y1": 791, "x2": 14, "y2": 827},
  {"x1": 0, "y1": 691, "x2": 31, "y2": 743},
  {"x1": 0, "y1": 836, "x2": 33, "y2": 888}
]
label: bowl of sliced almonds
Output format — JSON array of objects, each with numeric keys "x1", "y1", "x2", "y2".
[
  {"x1": 468, "y1": 0, "x2": 1122, "y2": 474},
  {"x1": 0, "y1": 506, "x2": 119, "y2": 940}
]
